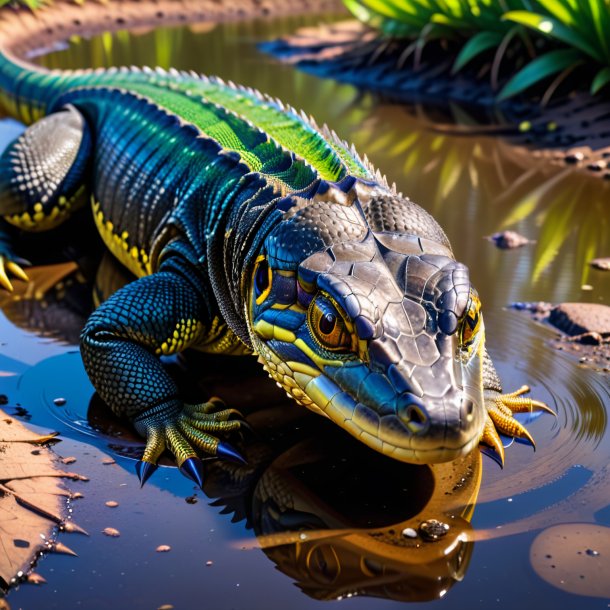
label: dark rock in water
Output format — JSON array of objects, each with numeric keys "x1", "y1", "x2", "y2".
[
  {"x1": 486, "y1": 230, "x2": 533, "y2": 249},
  {"x1": 590, "y1": 257, "x2": 610, "y2": 271},
  {"x1": 549, "y1": 303, "x2": 610, "y2": 340}
]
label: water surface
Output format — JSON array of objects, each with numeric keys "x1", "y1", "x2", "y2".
[{"x1": 1, "y1": 14, "x2": 609, "y2": 610}]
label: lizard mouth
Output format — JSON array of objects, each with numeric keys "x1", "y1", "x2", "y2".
[{"x1": 253, "y1": 335, "x2": 484, "y2": 465}]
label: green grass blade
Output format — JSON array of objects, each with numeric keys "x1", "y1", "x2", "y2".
[
  {"x1": 534, "y1": 0, "x2": 577, "y2": 26},
  {"x1": 503, "y1": 10, "x2": 604, "y2": 62},
  {"x1": 587, "y1": 0, "x2": 610, "y2": 62},
  {"x1": 591, "y1": 66, "x2": 610, "y2": 94},
  {"x1": 452, "y1": 30, "x2": 503, "y2": 73},
  {"x1": 497, "y1": 48, "x2": 583, "y2": 100}
]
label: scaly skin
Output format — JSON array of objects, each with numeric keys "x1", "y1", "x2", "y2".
[{"x1": 0, "y1": 2, "x2": 553, "y2": 487}]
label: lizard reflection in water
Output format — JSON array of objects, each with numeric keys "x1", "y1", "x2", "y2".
[{"x1": 0, "y1": 0, "x2": 553, "y2": 488}]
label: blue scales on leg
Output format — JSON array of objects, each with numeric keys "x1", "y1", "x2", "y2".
[{"x1": 80, "y1": 268, "x2": 245, "y2": 488}]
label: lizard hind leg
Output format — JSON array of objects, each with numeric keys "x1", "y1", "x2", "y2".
[
  {"x1": 0, "y1": 105, "x2": 92, "y2": 291},
  {"x1": 0, "y1": 104, "x2": 91, "y2": 232}
]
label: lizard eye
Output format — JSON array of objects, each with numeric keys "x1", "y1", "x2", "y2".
[
  {"x1": 308, "y1": 295, "x2": 352, "y2": 352},
  {"x1": 253, "y1": 256, "x2": 272, "y2": 305},
  {"x1": 459, "y1": 290, "x2": 482, "y2": 348}
]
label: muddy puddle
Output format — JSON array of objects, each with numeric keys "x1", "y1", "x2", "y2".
[{"x1": 1, "y1": 13, "x2": 609, "y2": 610}]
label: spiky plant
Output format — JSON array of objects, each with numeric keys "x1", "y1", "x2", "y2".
[{"x1": 343, "y1": 0, "x2": 610, "y2": 99}]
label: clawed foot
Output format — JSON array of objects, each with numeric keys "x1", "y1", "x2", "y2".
[
  {"x1": 480, "y1": 385, "x2": 555, "y2": 466},
  {"x1": 0, "y1": 253, "x2": 29, "y2": 292},
  {"x1": 133, "y1": 397, "x2": 246, "y2": 488}
]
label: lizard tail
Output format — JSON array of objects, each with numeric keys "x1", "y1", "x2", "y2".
[{"x1": 0, "y1": 0, "x2": 334, "y2": 124}]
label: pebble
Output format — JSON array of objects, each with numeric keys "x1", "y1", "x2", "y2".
[
  {"x1": 156, "y1": 545, "x2": 171, "y2": 552},
  {"x1": 419, "y1": 519, "x2": 450, "y2": 541},
  {"x1": 157, "y1": 605, "x2": 174, "y2": 610},
  {"x1": 101, "y1": 457, "x2": 116, "y2": 465},
  {"x1": 590, "y1": 257, "x2": 610, "y2": 271},
  {"x1": 105, "y1": 501, "x2": 119, "y2": 508},
  {"x1": 485, "y1": 230, "x2": 533, "y2": 249},
  {"x1": 102, "y1": 527, "x2": 120, "y2": 537},
  {"x1": 581, "y1": 284, "x2": 593, "y2": 291},
  {"x1": 185, "y1": 495, "x2": 198, "y2": 504},
  {"x1": 53, "y1": 397, "x2": 66, "y2": 406},
  {"x1": 401, "y1": 527, "x2": 418, "y2": 538},
  {"x1": 61, "y1": 457, "x2": 77, "y2": 465},
  {"x1": 206, "y1": 560, "x2": 213, "y2": 566}
]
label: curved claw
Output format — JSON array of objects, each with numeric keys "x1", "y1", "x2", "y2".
[
  {"x1": 481, "y1": 414, "x2": 505, "y2": 467},
  {"x1": 135, "y1": 460, "x2": 158, "y2": 487},
  {"x1": 0, "y1": 256, "x2": 29, "y2": 292},
  {"x1": 179, "y1": 456, "x2": 205, "y2": 489},
  {"x1": 216, "y1": 440, "x2": 247, "y2": 465}
]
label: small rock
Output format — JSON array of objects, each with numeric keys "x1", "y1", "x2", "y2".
[
  {"x1": 549, "y1": 303, "x2": 610, "y2": 338},
  {"x1": 102, "y1": 527, "x2": 120, "y2": 537},
  {"x1": 581, "y1": 284, "x2": 594, "y2": 291},
  {"x1": 0, "y1": 395, "x2": 8, "y2": 406},
  {"x1": 185, "y1": 495, "x2": 198, "y2": 504},
  {"x1": 401, "y1": 527, "x2": 418, "y2": 539},
  {"x1": 206, "y1": 560, "x2": 213, "y2": 566},
  {"x1": 590, "y1": 257, "x2": 610, "y2": 271},
  {"x1": 61, "y1": 457, "x2": 77, "y2": 465},
  {"x1": 565, "y1": 151, "x2": 584, "y2": 164},
  {"x1": 105, "y1": 501, "x2": 119, "y2": 508},
  {"x1": 419, "y1": 519, "x2": 450, "y2": 541},
  {"x1": 101, "y1": 457, "x2": 116, "y2": 465},
  {"x1": 156, "y1": 545, "x2": 171, "y2": 553},
  {"x1": 157, "y1": 606, "x2": 174, "y2": 610},
  {"x1": 53, "y1": 398, "x2": 66, "y2": 407},
  {"x1": 485, "y1": 230, "x2": 533, "y2": 249}
]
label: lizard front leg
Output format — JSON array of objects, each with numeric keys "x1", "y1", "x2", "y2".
[
  {"x1": 80, "y1": 269, "x2": 244, "y2": 488},
  {"x1": 480, "y1": 348, "x2": 555, "y2": 465}
]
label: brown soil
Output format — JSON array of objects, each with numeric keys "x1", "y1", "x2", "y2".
[{"x1": 0, "y1": 0, "x2": 344, "y2": 58}]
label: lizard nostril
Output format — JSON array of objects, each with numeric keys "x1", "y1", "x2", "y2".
[
  {"x1": 404, "y1": 404, "x2": 429, "y2": 434},
  {"x1": 462, "y1": 399, "x2": 474, "y2": 422}
]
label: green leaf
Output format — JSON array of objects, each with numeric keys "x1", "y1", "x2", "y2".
[
  {"x1": 497, "y1": 48, "x2": 584, "y2": 101},
  {"x1": 534, "y1": 0, "x2": 577, "y2": 26},
  {"x1": 502, "y1": 10, "x2": 604, "y2": 62},
  {"x1": 587, "y1": 0, "x2": 610, "y2": 62},
  {"x1": 591, "y1": 66, "x2": 610, "y2": 94},
  {"x1": 452, "y1": 31, "x2": 503, "y2": 73}
]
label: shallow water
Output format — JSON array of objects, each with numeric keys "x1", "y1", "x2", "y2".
[{"x1": 1, "y1": 14, "x2": 609, "y2": 610}]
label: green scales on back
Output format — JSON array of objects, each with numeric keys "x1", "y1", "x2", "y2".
[{"x1": 4, "y1": 65, "x2": 375, "y2": 277}]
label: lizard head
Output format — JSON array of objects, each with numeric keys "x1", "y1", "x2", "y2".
[{"x1": 245, "y1": 185, "x2": 486, "y2": 464}]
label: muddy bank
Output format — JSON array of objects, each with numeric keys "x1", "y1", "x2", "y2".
[{"x1": 512, "y1": 302, "x2": 610, "y2": 372}]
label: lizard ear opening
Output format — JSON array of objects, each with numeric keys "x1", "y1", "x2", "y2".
[{"x1": 253, "y1": 255, "x2": 272, "y2": 305}]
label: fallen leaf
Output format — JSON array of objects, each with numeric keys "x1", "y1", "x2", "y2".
[{"x1": 0, "y1": 408, "x2": 83, "y2": 590}]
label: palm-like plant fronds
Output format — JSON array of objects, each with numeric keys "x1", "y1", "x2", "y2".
[{"x1": 343, "y1": 0, "x2": 610, "y2": 100}]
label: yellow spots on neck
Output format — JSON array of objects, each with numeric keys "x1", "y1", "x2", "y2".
[{"x1": 92, "y1": 200, "x2": 151, "y2": 277}]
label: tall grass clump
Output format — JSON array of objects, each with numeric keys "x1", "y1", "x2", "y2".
[{"x1": 343, "y1": 0, "x2": 610, "y2": 100}]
